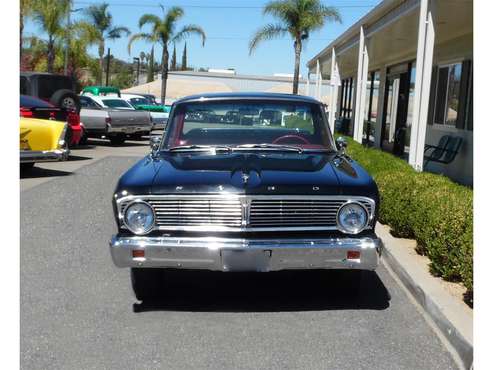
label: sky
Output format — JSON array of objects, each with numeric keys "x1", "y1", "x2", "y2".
[{"x1": 24, "y1": 0, "x2": 378, "y2": 77}]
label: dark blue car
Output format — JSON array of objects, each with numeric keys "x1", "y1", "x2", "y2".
[{"x1": 109, "y1": 92, "x2": 382, "y2": 301}]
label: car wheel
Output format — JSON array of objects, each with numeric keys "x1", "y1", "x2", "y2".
[
  {"x1": 50, "y1": 89, "x2": 81, "y2": 113},
  {"x1": 20, "y1": 163, "x2": 35, "y2": 171},
  {"x1": 109, "y1": 135, "x2": 126, "y2": 146},
  {"x1": 131, "y1": 268, "x2": 165, "y2": 301},
  {"x1": 78, "y1": 132, "x2": 88, "y2": 146}
]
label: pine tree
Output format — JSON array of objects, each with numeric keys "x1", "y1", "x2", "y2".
[
  {"x1": 181, "y1": 42, "x2": 187, "y2": 71},
  {"x1": 170, "y1": 44, "x2": 177, "y2": 71}
]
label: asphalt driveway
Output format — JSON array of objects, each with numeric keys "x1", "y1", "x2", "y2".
[{"x1": 20, "y1": 155, "x2": 458, "y2": 370}]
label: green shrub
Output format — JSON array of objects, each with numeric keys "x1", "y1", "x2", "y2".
[{"x1": 343, "y1": 136, "x2": 473, "y2": 302}]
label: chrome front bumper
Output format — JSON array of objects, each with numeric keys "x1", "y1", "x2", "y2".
[
  {"x1": 20, "y1": 148, "x2": 69, "y2": 163},
  {"x1": 109, "y1": 235, "x2": 383, "y2": 272}
]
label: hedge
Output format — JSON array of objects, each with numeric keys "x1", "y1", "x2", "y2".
[{"x1": 343, "y1": 137, "x2": 473, "y2": 302}]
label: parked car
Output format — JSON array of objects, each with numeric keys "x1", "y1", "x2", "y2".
[
  {"x1": 109, "y1": 92, "x2": 383, "y2": 301},
  {"x1": 78, "y1": 95, "x2": 152, "y2": 145},
  {"x1": 20, "y1": 72, "x2": 81, "y2": 112},
  {"x1": 20, "y1": 116, "x2": 69, "y2": 171},
  {"x1": 120, "y1": 93, "x2": 170, "y2": 131},
  {"x1": 20, "y1": 95, "x2": 83, "y2": 146}
]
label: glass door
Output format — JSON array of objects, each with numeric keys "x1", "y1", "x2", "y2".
[
  {"x1": 380, "y1": 62, "x2": 413, "y2": 157},
  {"x1": 381, "y1": 75, "x2": 400, "y2": 153}
]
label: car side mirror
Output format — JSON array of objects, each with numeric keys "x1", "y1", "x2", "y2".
[
  {"x1": 150, "y1": 135, "x2": 161, "y2": 155},
  {"x1": 336, "y1": 137, "x2": 347, "y2": 153}
]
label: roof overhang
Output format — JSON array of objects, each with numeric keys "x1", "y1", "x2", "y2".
[{"x1": 307, "y1": 0, "x2": 405, "y2": 69}]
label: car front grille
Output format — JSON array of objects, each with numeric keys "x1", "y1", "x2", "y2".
[
  {"x1": 117, "y1": 195, "x2": 375, "y2": 232},
  {"x1": 148, "y1": 198, "x2": 242, "y2": 227}
]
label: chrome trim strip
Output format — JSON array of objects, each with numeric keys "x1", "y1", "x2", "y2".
[{"x1": 116, "y1": 194, "x2": 376, "y2": 233}]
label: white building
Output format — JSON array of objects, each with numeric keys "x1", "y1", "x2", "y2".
[{"x1": 307, "y1": 0, "x2": 473, "y2": 185}]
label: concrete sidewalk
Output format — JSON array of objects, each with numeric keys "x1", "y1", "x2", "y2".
[{"x1": 377, "y1": 223, "x2": 473, "y2": 369}]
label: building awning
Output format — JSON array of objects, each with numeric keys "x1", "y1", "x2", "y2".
[{"x1": 308, "y1": 0, "x2": 473, "y2": 78}]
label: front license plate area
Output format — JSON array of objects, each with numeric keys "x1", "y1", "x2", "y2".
[{"x1": 221, "y1": 249, "x2": 271, "y2": 272}]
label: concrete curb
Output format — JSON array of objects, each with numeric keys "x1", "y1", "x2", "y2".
[{"x1": 376, "y1": 223, "x2": 473, "y2": 370}]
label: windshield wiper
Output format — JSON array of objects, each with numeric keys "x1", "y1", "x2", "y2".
[
  {"x1": 232, "y1": 143, "x2": 303, "y2": 153},
  {"x1": 168, "y1": 145, "x2": 232, "y2": 153}
]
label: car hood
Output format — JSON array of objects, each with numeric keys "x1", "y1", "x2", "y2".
[{"x1": 116, "y1": 151, "x2": 377, "y2": 198}]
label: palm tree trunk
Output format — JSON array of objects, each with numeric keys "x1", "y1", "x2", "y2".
[
  {"x1": 292, "y1": 38, "x2": 302, "y2": 95},
  {"x1": 98, "y1": 42, "x2": 105, "y2": 86},
  {"x1": 20, "y1": 14, "x2": 24, "y2": 62},
  {"x1": 47, "y1": 36, "x2": 55, "y2": 73},
  {"x1": 160, "y1": 44, "x2": 169, "y2": 104}
]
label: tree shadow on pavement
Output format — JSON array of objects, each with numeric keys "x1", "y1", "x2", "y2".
[{"x1": 133, "y1": 270, "x2": 391, "y2": 313}]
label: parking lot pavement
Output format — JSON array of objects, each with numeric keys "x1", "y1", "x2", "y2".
[
  {"x1": 20, "y1": 135, "x2": 156, "y2": 192},
  {"x1": 20, "y1": 154, "x2": 458, "y2": 370}
]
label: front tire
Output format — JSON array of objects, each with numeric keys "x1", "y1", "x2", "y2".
[{"x1": 131, "y1": 268, "x2": 165, "y2": 301}]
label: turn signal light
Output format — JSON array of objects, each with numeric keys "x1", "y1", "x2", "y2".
[
  {"x1": 132, "y1": 250, "x2": 145, "y2": 258},
  {"x1": 347, "y1": 251, "x2": 360, "y2": 260}
]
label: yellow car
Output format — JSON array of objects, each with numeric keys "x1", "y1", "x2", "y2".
[{"x1": 20, "y1": 117, "x2": 70, "y2": 170}]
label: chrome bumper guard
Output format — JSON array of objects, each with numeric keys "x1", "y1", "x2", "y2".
[
  {"x1": 109, "y1": 235, "x2": 383, "y2": 272},
  {"x1": 20, "y1": 148, "x2": 69, "y2": 163}
]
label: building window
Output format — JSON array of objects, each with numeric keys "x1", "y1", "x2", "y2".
[{"x1": 433, "y1": 63, "x2": 465, "y2": 127}]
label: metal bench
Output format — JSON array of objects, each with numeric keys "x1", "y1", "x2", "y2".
[{"x1": 424, "y1": 135, "x2": 463, "y2": 168}]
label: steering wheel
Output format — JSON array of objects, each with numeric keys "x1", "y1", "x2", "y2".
[{"x1": 272, "y1": 134, "x2": 310, "y2": 145}]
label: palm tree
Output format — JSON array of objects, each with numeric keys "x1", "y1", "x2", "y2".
[
  {"x1": 128, "y1": 6, "x2": 206, "y2": 104},
  {"x1": 20, "y1": 0, "x2": 34, "y2": 61},
  {"x1": 83, "y1": 3, "x2": 130, "y2": 85},
  {"x1": 31, "y1": 0, "x2": 70, "y2": 73},
  {"x1": 249, "y1": 0, "x2": 341, "y2": 94}
]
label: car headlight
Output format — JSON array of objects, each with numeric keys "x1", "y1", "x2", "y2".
[
  {"x1": 123, "y1": 201, "x2": 155, "y2": 235},
  {"x1": 337, "y1": 202, "x2": 369, "y2": 234}
]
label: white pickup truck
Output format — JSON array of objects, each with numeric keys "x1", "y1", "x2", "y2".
[{"x1": 78, "y1": 95, "x2": 152, "y2": 145}]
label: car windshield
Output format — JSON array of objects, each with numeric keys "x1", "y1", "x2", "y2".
[
  {"x1": 129, "y1": 97, "x2": 150, "y2": 106},
  {"x1": 102, "y1": 99, "x2": 134, "y2": 109},
  {"x1": 163, "y1": 100, "x2": 334, "y2": 151}
]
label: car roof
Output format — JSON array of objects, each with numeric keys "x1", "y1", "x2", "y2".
[{"x1": 174, "y1": 92, "x2": 322, "y2": 105}]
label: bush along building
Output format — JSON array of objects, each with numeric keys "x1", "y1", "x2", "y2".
[{"x1": 307, "y1": 0, "x2": 473, "y2": 185}]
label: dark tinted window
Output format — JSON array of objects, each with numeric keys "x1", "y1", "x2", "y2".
[
  {"x1": 20, "y1": 76, "x2": 29, "y2": 95},
  {"x1": 20, "y1": 95, "x2": 54, "y2": 108},
  {"x1": 79, "y1": 96, "x2": 101, "y2": 108},
  {"x1": 37, "y1": 75, "x2": 73, "y2": 99},
  {"x1": 129, "y1": 97, "x2": 149, "y2": 106}
]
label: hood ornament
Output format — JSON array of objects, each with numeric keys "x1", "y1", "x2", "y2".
[{"x1": 241, "y1": 172, "x2": 250, "y2": 185}]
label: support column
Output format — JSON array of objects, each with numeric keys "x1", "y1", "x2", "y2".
[
  {"x1": 408, "y1": 0, "x2": 436, "y2": 171},
  {"x1": 315, "y1": 60, "x2": 321, "y2": 100},
  {"x1": 305, "y1": 69, "x2": 310, "y2": 96},
  {"x1": 329, "y1": 48, "x2": 340, "y2": 133},
  {"x1": 373, "y1": 66, "x2": 387, "y2": 148},
  {"x1": 353, "y1": 26, "x2": 369, "y2": 143}
]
